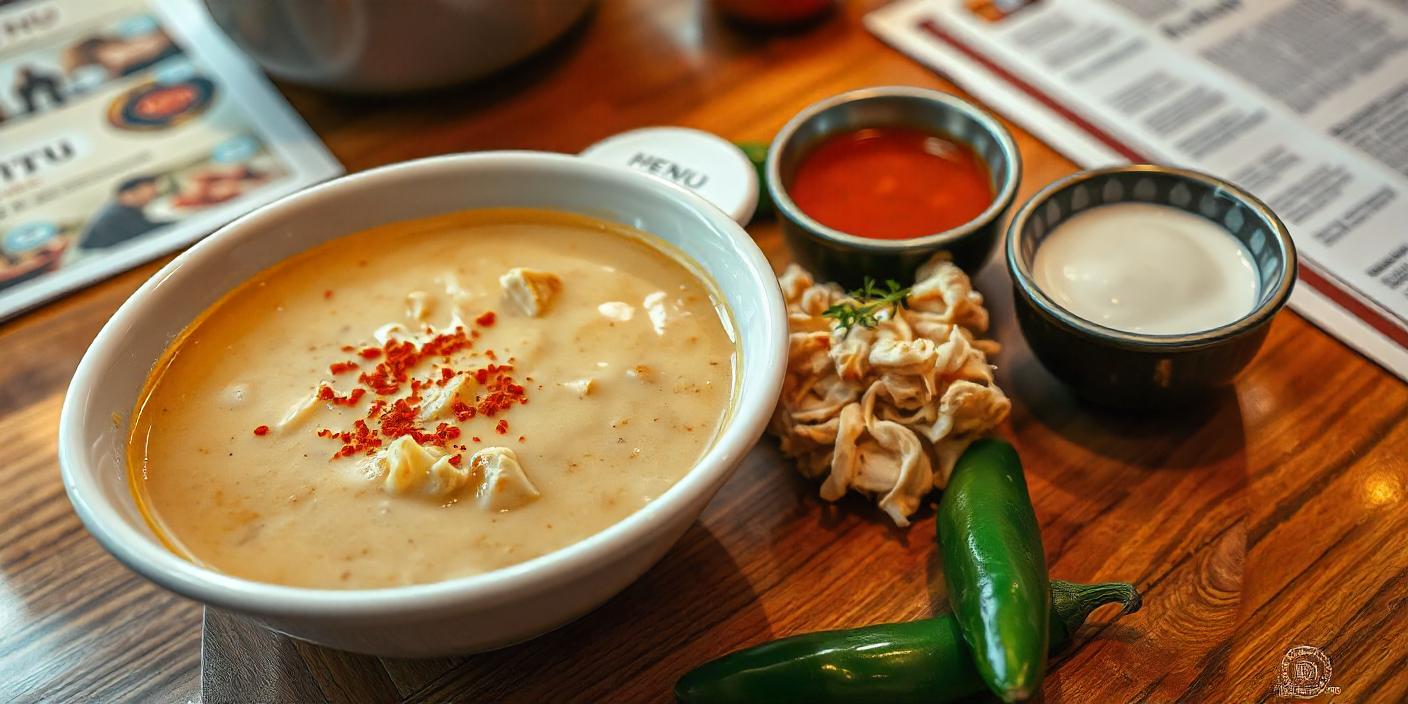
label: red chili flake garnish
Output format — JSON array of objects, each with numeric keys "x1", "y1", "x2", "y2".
[
  {"x1": 419, "y1": 329, "x2": 472, "y2": 358},
  {"x1": 252, "y1": 425, "x2": 270, "y2": 436},
  {"x1": 341, "y1": 344, "x2": 357, "y2": 353},
  {"x1": 517, "y1": 435, "x2": 525, "y2": 442},
  {"x1": 476, "y1": 366, "x2": 525, "y2": 417},
  {"x1": 356, "y1": 331, "x2": 474, "y2": 397},
  {"x1": 377, "y1": 398, "x2": 420, "y2": 439},
  {"x1": 323, "y1": 290, "x2": 334, "y2": 300},
  {"x1": 316, "y1": 323, "x2": 528, "y2": 460},
  {"x1": 484, "y1": 349, "x2": 497, "y2": 361},
  {"x1": 471, "y1": 436, "x2": 481, "y2": 443},
  {"x1": 371, "y1": 399, "x2": 458, "y2": 447},
  {"x1": 358, "y1": 373, "x2": 397, "y2": 396},
  {"x1": 323, "y1": 418, "x2": 380, "y2": 458},
  {"x1": 448, "y1": 454, "x2": 463, "y2": 467},
  {"x1": 318, "y1": 384, "x2": 365, "y2": 406}
]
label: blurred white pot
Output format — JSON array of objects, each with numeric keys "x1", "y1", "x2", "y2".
[{"x1": 203, "y1": 0, "x2": 594, "y2": 93}]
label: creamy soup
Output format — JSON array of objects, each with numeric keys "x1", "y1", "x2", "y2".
[{"x1": 129, "y1": 209, "x2": 736, "y2": 589}]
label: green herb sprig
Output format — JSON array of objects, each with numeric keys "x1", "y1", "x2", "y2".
[{"x1": 822, "y1": 277, "x2": 912, "y2": 333}]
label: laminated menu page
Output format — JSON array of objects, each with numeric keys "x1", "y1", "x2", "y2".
[
  {"x1": 868, "y1": 0, "x2": 1408, "y2": 382},
  {"x1": 0, "y1": 0, "x2": 340, "y2": 320}
]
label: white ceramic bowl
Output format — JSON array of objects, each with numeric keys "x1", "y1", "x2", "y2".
[{"x1": 58, "y1": 152, "x2": 787, "y2": 657}]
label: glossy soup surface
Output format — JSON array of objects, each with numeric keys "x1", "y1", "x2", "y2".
[
  {"x1": 787, "y1": 126, "x2": 993, "y2": 240},
  {"x1": 129, "y1": 209, "x2": 737, "y2": 589}
]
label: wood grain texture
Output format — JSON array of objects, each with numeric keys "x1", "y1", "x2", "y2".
[{"x1": 3, "y1": 0, "x2": 1407, "y2": 702}]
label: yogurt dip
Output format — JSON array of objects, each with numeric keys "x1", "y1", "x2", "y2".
[{"x1": 1032, "y1": 203, "x2": 1257, "y2": 335}]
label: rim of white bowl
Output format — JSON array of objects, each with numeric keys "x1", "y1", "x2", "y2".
[{"x1": 58, "y1": 151, "x2": 787, "y2": 619}]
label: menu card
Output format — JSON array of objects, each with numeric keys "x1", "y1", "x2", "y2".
[
  {"x1": 0, "y1": 0, "x2": 340, "y2": 320},
  {"x1": 868, "y1": 0, "x2": 1408, "y2": 382}
]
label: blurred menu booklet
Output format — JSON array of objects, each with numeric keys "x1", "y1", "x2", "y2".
[
  {"x1": 0, "y1": 0, "x2": 340, "y2": 320},
  {"x1": 869, "y1": 0, "x2": 1408, "y2": 382}
]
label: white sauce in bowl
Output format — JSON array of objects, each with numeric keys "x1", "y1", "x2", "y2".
[{"x1": 1032, "y1": 203, "x2": 1258, "y2": 334}]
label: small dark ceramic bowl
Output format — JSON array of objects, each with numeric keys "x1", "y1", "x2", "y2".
[
  {"x1": 767, "y1": 86, "x2": 1021, "y2": 287},
  {"x1": 1008, "y1": 165, "x2": 1297, "y2": 407}
]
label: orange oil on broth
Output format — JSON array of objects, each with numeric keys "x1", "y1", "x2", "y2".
[{"x1": 128, "y1": 208, "x2": 737, "y2": 589}]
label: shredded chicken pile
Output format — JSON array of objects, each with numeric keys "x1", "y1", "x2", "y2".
[{"x1": 770, "y1": 254, "x2": 1011, "y2": 526}]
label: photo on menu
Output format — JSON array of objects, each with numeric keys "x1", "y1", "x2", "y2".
[
  {"x1": 0, "y1": 0, "x2": 340, "y2": 320},
  {"x1": 963, "y1": 0, "x2": 1040, "y2": 23}
]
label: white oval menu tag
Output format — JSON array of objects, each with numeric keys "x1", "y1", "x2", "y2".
[{"x1": 580, "y1": 126, "x2": 758, "y2": 226}]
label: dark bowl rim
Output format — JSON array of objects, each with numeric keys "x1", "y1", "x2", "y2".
[
  {"x1": 1006, "y1": 163, "x2": 1298, "y2": 350},
  {"x1": 764, "y1": 85, "x2": 1022, "y2": 253}
]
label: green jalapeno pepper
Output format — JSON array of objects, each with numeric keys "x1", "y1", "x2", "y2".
[
  {"x1": 938, "y1": 437, "x2": 1050, "y2": 701},
  {"x1": 673, "y1": 579, "x2": 1140, "y2": 704}
]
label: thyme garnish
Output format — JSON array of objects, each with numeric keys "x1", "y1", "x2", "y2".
[{"x1": 821, "y1": 277, "x2": 912, "y2": 333}]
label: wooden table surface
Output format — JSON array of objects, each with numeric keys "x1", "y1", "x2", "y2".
[{"x1": 5, "y1": 1, "x2": 1407, "y2": 702}]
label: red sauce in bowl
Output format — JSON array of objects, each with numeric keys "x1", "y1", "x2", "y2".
[{"x1": 787, "y1": 126, "x2": 993, "y2": 240}]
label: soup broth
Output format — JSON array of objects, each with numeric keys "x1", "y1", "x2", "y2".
[{"x1": 129, "y1": 208, "x2": 736, "y2": 589}]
